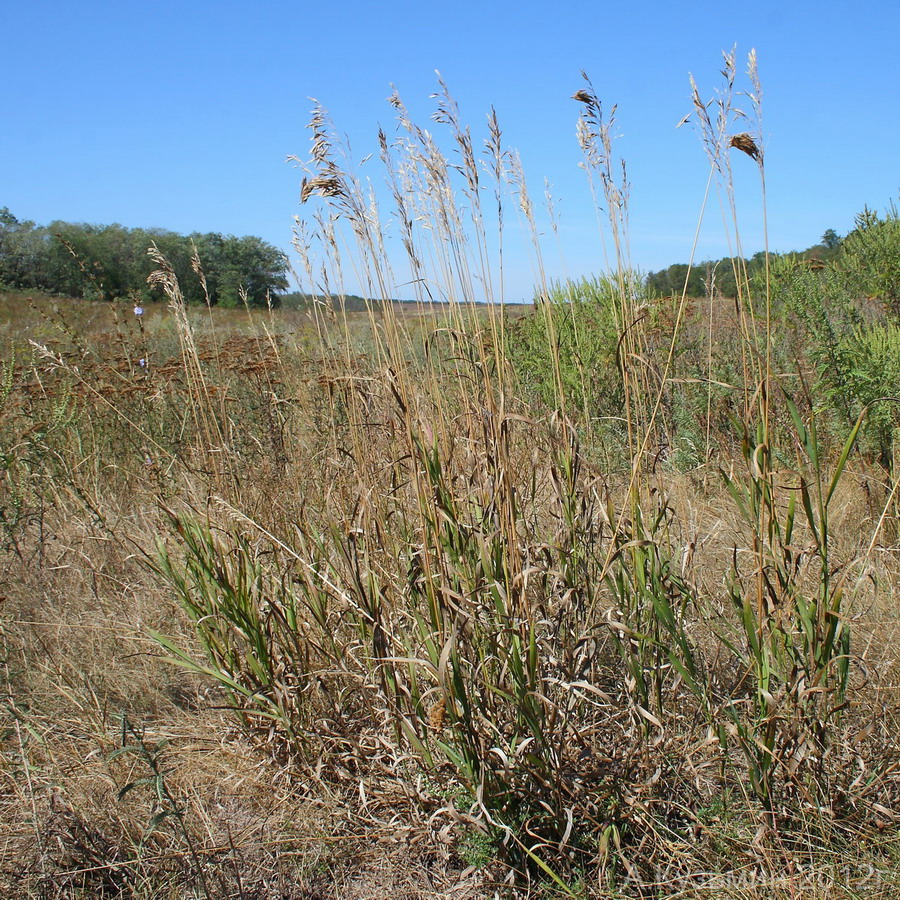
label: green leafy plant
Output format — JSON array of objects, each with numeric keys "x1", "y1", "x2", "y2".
[
  {"x1": 506, "y1": 276, "x2": 625, "y2": 435},
  {"x1": 840, "y1": 204, "x2": 900, "y2": 310},
  {"x1": 152, "y1": 515, "x2": 324, "y2": 756},
  {"x1": 603, "y1": 497, "x2": 705, "y2": 727},
  {"x1": 719, "y1": 402, "x2": 862, "y2": 806}
]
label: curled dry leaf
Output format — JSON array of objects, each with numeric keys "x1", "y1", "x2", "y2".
[{"x1": 729, "y1": 132, "x2": 761, "y2": 160}]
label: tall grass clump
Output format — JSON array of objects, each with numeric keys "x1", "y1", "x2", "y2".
[
  {"x1": 680, "y1": 50, "x2": 884, "y2": 821},
  {"x1": 144, "y1": 80, "x2": 711, "y2": 886},
  {"x1": 120, "y1": 52, "x2": 900, "y2": 894}
]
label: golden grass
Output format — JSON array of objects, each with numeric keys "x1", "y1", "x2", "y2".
[{"x1": 3, "y1": 52, "x2": 900, "y2": 898}]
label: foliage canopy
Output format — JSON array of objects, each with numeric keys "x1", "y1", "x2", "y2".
[{"x1": 0, "y1": 207, "x2": 289, "y2": 307}]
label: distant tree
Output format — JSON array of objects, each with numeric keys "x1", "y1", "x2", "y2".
[
  {"x1": 822, "y1": 229, "x2": 841, "y2": 250},
  {"x1": 0, "y1": 207, "x2": 289, "y2": 306},
  {"x1": 198, "y1": 234, "x2": 289, "y2": 307},
  {"x1": 645, "y1": 262, "x2": 706, "y2": 297},
  {"x1": 0, "y1": 207, "x2": 18, "y2": 230},
  {"x1": 0, "y1": 208, "x2": 21, "y2": 286}
]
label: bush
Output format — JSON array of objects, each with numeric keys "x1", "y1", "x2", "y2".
[
  {"x1": 506, "y1": 276, "x2": 626, "y2": 436},
  {"x1": 770, "y1": 204, "x2": 900, "y2": 468}
]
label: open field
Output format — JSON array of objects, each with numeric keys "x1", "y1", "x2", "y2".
[{"x1": 4, "y1": 57, "x2": 900, "y2": 898}]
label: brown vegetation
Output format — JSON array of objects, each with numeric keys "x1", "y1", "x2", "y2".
[{"x1": 2, "y1": 51, "x2": 900, "y2": 898}]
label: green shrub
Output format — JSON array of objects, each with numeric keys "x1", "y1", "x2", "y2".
[
  {"x1": 505, "y1": 276, "x2": 627, "y2": 439},
  {"x1": 770, "y1": 205, "x2": 900, "y2": 468},
  {"x1": 841, "y1": 204, "x2": 900, "y2": 310}
]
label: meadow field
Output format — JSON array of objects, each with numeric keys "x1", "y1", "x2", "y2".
[{"x1": 3, "y1": 55, "x2": 900, "y2": 898}]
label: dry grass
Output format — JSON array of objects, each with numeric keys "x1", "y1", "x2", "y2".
[
  {"x1": 3, "y1": 52, "x2": 900, "y2": 898},
  {"x1": 0, "y1": 495, "x2": 490, "y2": 899}
]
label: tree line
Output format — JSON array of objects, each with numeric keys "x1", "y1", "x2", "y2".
[
  {"x1": 644, "y1": 228, "x2": 844, "y2": 298},
  {"x1": 4, "y1": 202, "x2": 891, "y2": 310},
  {"x1": 0, "y1": 207, "x2": 289, "y2": 307}
]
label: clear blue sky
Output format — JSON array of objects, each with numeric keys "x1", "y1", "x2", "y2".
[{"x1": 3, "y1": 0, "x2": 898, "y2": 300}]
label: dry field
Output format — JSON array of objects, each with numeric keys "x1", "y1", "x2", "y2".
[{"x1": 3, "y1": 52, "x2": 900, "y2": 899}]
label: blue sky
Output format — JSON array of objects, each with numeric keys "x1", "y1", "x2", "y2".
[{"x1": 2, "y1": 0, "x2": 898, "y2": 300}]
